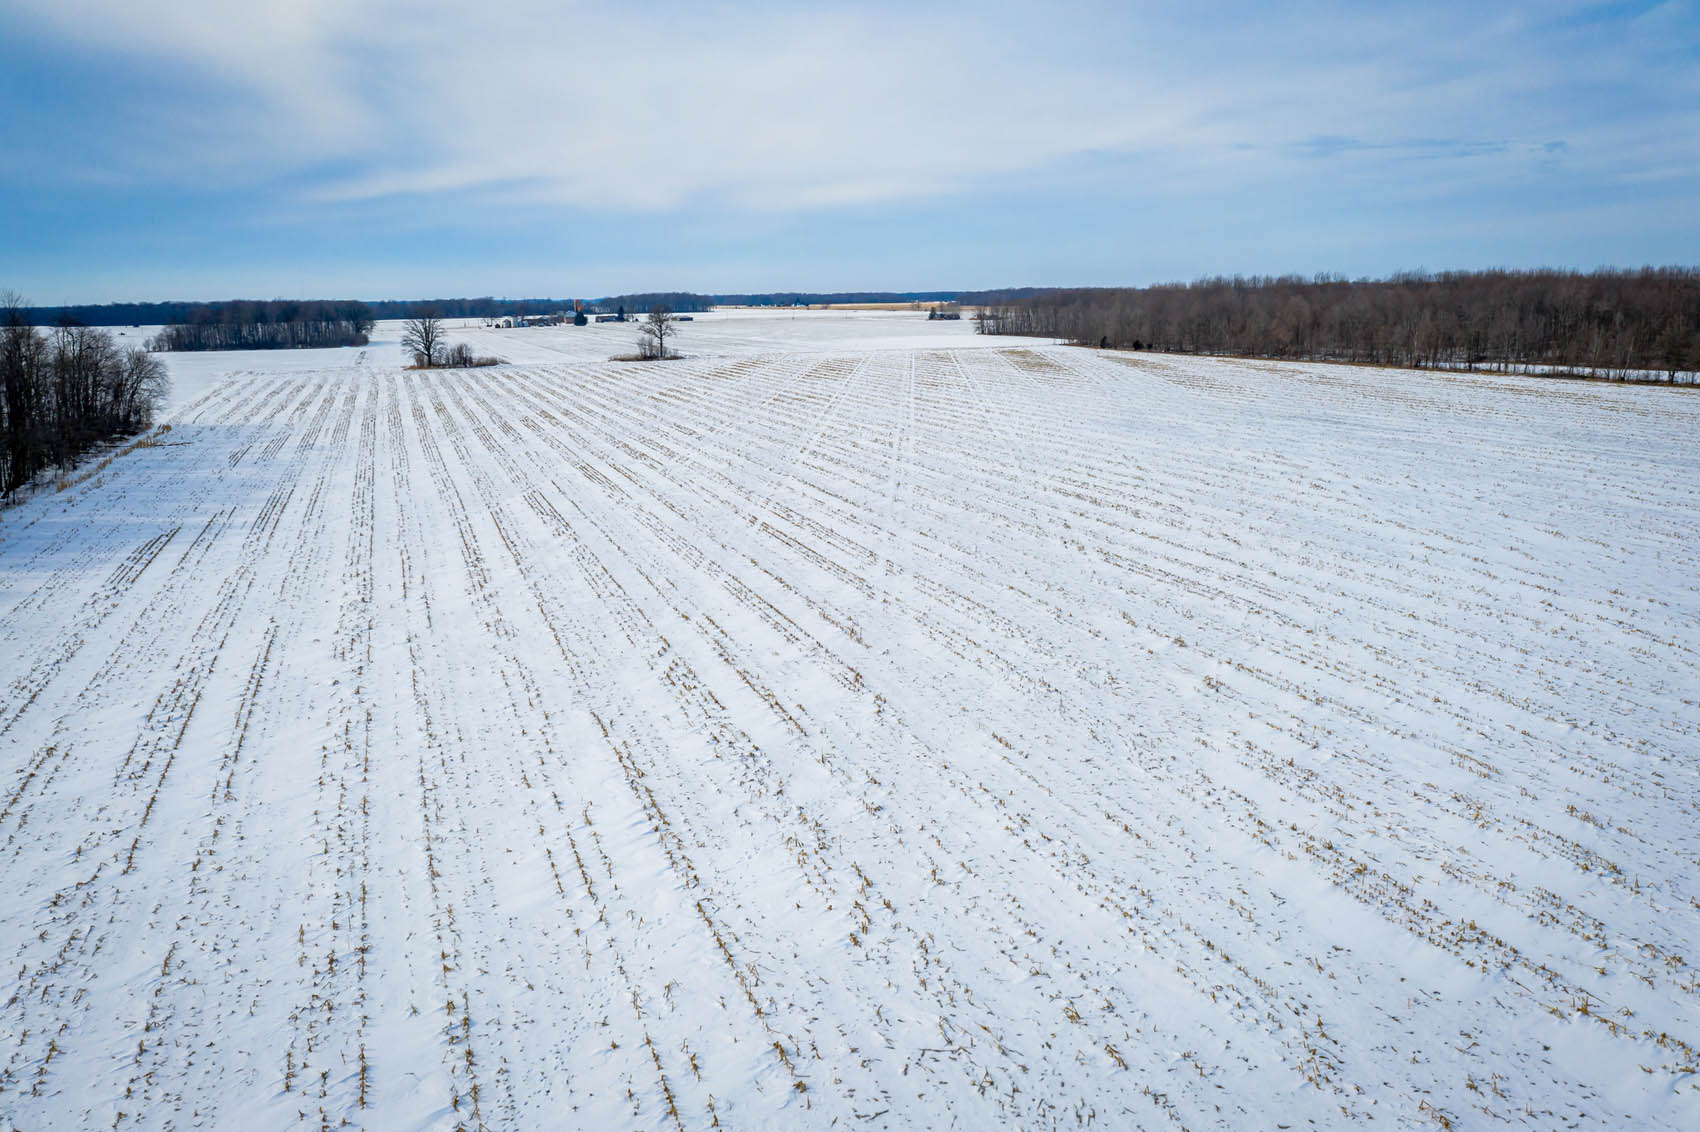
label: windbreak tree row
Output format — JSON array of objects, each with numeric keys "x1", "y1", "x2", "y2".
[
  {"x1": 976, "y1": 268, "x2": 1700, "y2": 380},
  {"x1": 3, "y1": 293, "x2": 168, "y2": 497},
  {"x1": 150, "y1": 300, "x2": 375, "y2": 351},
  {"x1": 590, "y1": 292, "x2": 715, "y2": 314},
  {"x1": 366, "y1": 297, "x2": 575, "y2": 320}
]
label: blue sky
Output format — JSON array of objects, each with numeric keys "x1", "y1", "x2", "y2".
[{"x1": 3, "y1": 0, "x2": 1697, "y2": 303}]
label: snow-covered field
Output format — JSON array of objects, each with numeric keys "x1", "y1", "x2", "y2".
[
  {"x1": 3, "y1": 313, "x2": 1699, "y2": 1130},
  {"x1": 144, "y1": 310, "x2": 1023, "y2": 417}
]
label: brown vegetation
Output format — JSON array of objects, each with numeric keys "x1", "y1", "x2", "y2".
[
  {"x1": 439, "y1": 343, "x2": 502, "y2": 368},
  {"x1": 976, "y1": 267, "x2": 1700, "y2": 381}
]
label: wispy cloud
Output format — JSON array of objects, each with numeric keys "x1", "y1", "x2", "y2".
[
  {"x1": 11, "y1": 0, "x2": 1693, "y2": 211},
  {"x1": 10, "y1": 1, "x2": 1161, "y2": 208},
  {"x1": 3, "y1": 0, "x2": 1696, "y2": 298},
  {"x1": 1287, "y1": 136, "x2": 1512, "y2": 161}
]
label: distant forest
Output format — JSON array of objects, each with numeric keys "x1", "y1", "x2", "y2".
[
  {"x1": 976, "y1": 268, "x2": 1700, "y2": 380},
  {"x1": 19, "y1": 290, "x2": 1029, "y2": 329},
  {"x1": 585, "y1": 292, "x2": 992, "y2": 312},
  {"x1": 589, "y1": 293, "x2": 717, "y2": 314},
  {"x1": 710, "y1": 290, "x2": 963, "y2": 307},
  {"x1": 149, "y1": 300, "x2": 376, "y2": 351},
  {"x1": 18, "y1": 297, "x2": 568, "y2": 327},
  {"x1": 366, "y1": 298, "x2": 571, "y2": 320}
]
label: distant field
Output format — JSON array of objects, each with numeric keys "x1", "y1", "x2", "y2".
[{"x1": 3, "y1": 316, "x2": 1698, "y2": 1129}]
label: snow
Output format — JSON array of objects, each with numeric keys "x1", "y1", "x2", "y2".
[
  {"x1": 139, "y1": 310, "x2": 1042, "y2": 420},
  {"x1": 3, "y1": 315, "x2": 1699, "y2": 1130}
]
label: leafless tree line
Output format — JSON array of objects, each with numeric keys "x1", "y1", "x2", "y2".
[
  {"x1": 149, "y1": 300, "x2": 375, "y2": 351},
  {"x1": 976, "y1": 268, "x2": 1700, "y2": 381},
  {"x1": 3, "y1": 292, "x2": 169, "y2": 498}
]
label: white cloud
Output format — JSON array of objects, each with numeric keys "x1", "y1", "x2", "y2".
[{"x1": 12, "y1": 0, "x2": 1699, "y2": 212}]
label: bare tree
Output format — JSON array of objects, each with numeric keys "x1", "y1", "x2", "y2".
[
  {"x1": 2, "y1": 291, "x2": 43, "y2": 495},
  {"x1": 637, "y1": 305, "x2": 677, "y2": 360},
  {"x1": 403, "y1": 308, "x2": 444, "y2": 367},
  {"x1": 113, "y1": 348, "x2": 168, "y2": 430}
]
